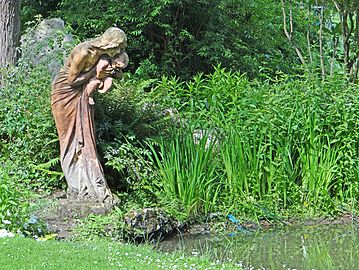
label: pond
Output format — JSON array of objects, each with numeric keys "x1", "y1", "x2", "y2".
[{"x1": 159, "y1": 223, "x2": 359, "y2": 270}]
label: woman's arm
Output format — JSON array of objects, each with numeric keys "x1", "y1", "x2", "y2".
[
  {"x1": 66, "y1": 47, "x2": 96, "y2": 87},
  {"x1": 85, "y1": 78, "x2": 102, "y2": 96},
  {"x1": 69, "y1": 68, "x2": 96, "y2": 87}
]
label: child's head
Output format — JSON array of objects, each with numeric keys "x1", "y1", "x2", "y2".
[{"x1": 112, "y1": 51, "x2": 129, "y2": 70}]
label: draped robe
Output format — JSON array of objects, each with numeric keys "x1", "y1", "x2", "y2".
[{"x1": 51, "y1": 65, "x2": 113, "y2": 203}]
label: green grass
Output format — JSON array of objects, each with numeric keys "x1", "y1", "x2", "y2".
[{"x1": 0, "y1": 237, "x2": 240, "y2": 269}]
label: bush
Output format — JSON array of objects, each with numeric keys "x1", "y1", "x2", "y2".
[
  {"x1": 150, "y1": 68, "x2": 359, "y2": 216},
  {"x1": 0, "y1": 64, "x2": 62, "y2": 190},
  {"x1": 0, "y1": 168, "x2": 30, "y2": 232},
  {"x1": 95, "y1": 76, "x2": 164, "y2": 190},
  {"x1": 0, "y1": 167, "x2": 46, "y2": 236},
  {"x1": 56, "y1": 0, "x2": 298, "y2": 79}
]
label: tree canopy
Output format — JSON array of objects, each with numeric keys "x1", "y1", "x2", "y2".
[{"x1": 16, "y1": 0, "x2": 359, "y2": 82}]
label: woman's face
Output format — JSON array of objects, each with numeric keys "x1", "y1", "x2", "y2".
[
  {"x1": 106, "y1": 48, "x2": 119, "y2": 57},
  {"x1": 106, "y1": 40, "x2": 127, "y2": 57}
]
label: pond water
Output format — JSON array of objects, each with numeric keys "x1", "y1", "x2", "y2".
[{"x1": 159, "y1": 223, "x2": 359, "y2": 270}]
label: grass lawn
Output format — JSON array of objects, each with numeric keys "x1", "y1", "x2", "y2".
[{"x1": 0, "y1": 237, "x2": 239, "y2": 269}]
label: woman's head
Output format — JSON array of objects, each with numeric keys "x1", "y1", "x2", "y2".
[{"x1": 90, "y1": 27, "x2": 127, "y2": 51}]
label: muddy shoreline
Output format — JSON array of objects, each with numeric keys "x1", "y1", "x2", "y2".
[{"x1": 34, "y1": 191, "x2": 359, "y2": 241}]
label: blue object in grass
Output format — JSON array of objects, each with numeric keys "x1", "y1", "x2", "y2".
[
  {"x1": 227, "y1": 214, "x2": 240, "y2": 224},
  {"x1": 227, "y1": 214, "x2": 249, "y2": 235}
]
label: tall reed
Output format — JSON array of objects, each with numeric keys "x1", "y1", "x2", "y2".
[
  {"x1": 150, "y1": 67, "x2": 359, "y2": 216},
  {"x1": 148, "y1": 127, "x2": 220, "y2": 216}
]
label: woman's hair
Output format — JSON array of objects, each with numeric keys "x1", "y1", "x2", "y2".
[{"x1": 89, "y1": 27, "x2": 127, "y2": 50}]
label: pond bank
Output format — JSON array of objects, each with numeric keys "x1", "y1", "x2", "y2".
[{"x1": 33, "y1": 191, "x2": 359, "y2": 242}]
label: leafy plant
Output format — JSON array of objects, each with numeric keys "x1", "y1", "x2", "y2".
[
  {"x1": 55, "y1": 0, "x2": 299, "y2": 79},
  {"x1": 150, "y1": 67, "x2": 359, "y2": 217},
  {"x1": 0, "y1": 168, "x2": 46, "y2": 236},
  {"x1": 0, "y1": 63, "x2": 62, "y2": 190},
  {"x1": 148, "y1": 126, "x2": 220, "y2": 216},
  {"x1": 0, "y1": 168, "x2": 29, "y2": 232}
]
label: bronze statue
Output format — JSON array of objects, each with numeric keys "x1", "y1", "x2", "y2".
[{"x1": 51, "y1": 27, "x2": 128, "y2": 204}]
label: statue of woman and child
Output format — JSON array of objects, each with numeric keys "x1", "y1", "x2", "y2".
[{"x1": 51, "y1": 27, "x2": 129, "y2": 204}]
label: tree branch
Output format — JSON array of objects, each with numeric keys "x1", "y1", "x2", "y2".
[
  {"x1": 281, "y1": 0, "x2": 306, "y2": 65},
  {"x1": 316, "y1": 1, "x2": 325, "y2": 79}
]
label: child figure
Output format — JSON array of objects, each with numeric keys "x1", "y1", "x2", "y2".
[{"x1": 86, "y1": 51, "x2": 129, "y2": 105}]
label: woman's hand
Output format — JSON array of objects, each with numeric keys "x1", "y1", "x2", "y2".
[
  {"x1": 86, "y1": 79, "x2": 102, "y2": 96},
  {"x1": 102, "y1": 66, "x2": 115, "y2": 77}
]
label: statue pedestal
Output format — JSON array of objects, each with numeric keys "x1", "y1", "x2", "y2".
[{"x1": 56, "y1": 199, "x2": 114, "y2": 219}]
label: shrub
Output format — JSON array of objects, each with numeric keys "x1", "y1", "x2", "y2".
[
  {"x1": 56, "y1": 0, "x2": 298, "y2": 79},
  {"x1": 0, "y1": 64, "x2": 62, "y2": 190},
  {"x1": 95, "y1": 76, "x2": 163, "y2": 190},
  {"x1": 0, "y1": 168, "x2": 30, "y2": 232},
  {"x1": 0, "y1": 167, "x2": 46, "y2": 236},
  {"x1": 150, "y1": 68, "x2": 359, "y2": 216}
]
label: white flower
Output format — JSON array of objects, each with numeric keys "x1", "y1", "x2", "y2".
[
  {"x1": 0, "y1": 229, "x2": 15, "y2": 238},
  {"x1": 2, "y1": 220, "x2": 11, "y2": 225}
]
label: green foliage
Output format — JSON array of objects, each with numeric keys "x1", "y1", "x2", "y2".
[
  {"x1": 0, "y1": 64, "x2": 62, "y2": 190},
  {"x1": 95, "y1": 76, "x2": 160, "y2": 142},
  {"x1": 94, "y1": 77, "x2": 162, "y2": 189},
  {"x1": 20, "y1": 0, "x2": 359, "y2": 81},
  {"x1": 0, "y1": 168, "x2": 46, "y2": 236},
  {"x1": 0, "y1": 169, "x2": 30, "y2": 232},
  {"x1": 148, "y1": 127, "x2": 220, "y2": 216},
  {"x1": 0, "y1": 18, "x2": 77, "y2": 191},
  {"x1": 53, "y1": 0, "x2": 298, "y2": 79},
  {"x1": 103, "y1": 137, "x2": 154, "y2": 189},
  {"x1": 21, "y1": 0, "x2": 60, "y2": 28},
  {"x1": 150, "y1": 67, "x2": 359, "y2": 217},
  {"x1": 75, "y1": 191, "x2": 157, "y2": 241},
  {"x1": 75, "y1": 212, "x2": 123, "y2": 241}
]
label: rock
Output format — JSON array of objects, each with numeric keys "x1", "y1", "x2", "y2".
[
  {"x1": 192, "y1": 128, "x2": 221, "y2": 149},
  {"x1": 56, "y1": 199, "x2": 114, "y2": 219},
  {"x1": 20, "y1": 18, "x2": 74, "y2": 77},
  {"x1": 124, "y1": 208, "x2": 183, "y2": 240},
  {"x1": 39, "y1": 198, "x2": 115, "y2": 239}
]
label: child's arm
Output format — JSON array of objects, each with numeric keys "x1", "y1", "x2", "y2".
[
  {"x1": 96, "y1": 58, "x2": 112, "y2": 79},
  {"x1": 98, "y1": 77, "x2": 113, "y2": 94}
]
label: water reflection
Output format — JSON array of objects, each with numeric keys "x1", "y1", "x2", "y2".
[{"x1": 159, "y1": 224, "x2": 359, "y2": 270}]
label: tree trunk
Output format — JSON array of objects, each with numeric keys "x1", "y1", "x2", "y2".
[
  {"x1": 316, "y1": 2, "x2": 325, "y2": 80},
  {"x1": 330, "y1": 34, "x2": 338, "y2": 77},
  {"x1": 0, "y1": 0, "x2": 21, "y2": 67},
  {"x1": 349, "y1": 8, "x2": 359, "y2": 82},
  {"x1": 281, "y1": 0, "x2": 306, "y2": 65}
]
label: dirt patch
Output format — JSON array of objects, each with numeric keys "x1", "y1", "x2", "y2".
[{"x1": 35, "y1": 190, "x2": 114, "y2": 239}]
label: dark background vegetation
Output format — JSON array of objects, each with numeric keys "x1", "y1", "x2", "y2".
[{"x1": 21, "y1": 0, "x2": 301, "y2": 79}]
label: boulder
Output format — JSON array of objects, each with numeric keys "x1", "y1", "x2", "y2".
[
  {"x1": 20, "y1": 18, "x2": 74, "y2": 77},
  {"x1": 124, "y1": 208, "x2": 183, "y2": 240}
]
